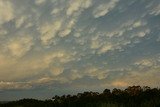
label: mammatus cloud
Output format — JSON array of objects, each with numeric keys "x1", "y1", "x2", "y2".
[
  {"x1": 150, "y1": 4, "x2": 160, "y2": 16},
  {"x1": 85, "y1": 68, "x2": 108, "y2": 80},
  {"x1": 7, "y1": 36, "x2": 33, "y2": 57},
  {"x1": 0, "y1": 0, "x2": 160, "y2": 100},
  {"x1": 98, "y1": 44, "x2": 113, "y2": 54},
  {"x1": 35, "y1": 0, "x2": 46, "y2": 5},
  {"x1": 66, "y1": 0, "x2": 92, "y2": 16},
  {"x1": 92, "y1": 0, "x2": 119, "y2": 18},
  {"x1": 134, "y1": 59, "x2": 154, "y2": 68},
  {"x1": 0, "y1": 0, "x2": 14, "y2": 25},
  {"x1": 0, "y1": 50, "x2": 74, "y2": 82},
  {"x1": 37, "y1": 0, "x2": 93, "y2": 46},
  {"x1": 15, "y1": 16, "x2": 27, "y2": 28},
  {"x1": 39, "y1": 19, "x2": 62, "y2": 45}
]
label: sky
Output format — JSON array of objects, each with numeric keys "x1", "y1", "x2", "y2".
[{"x1": 0, "y1": 0, "x2": 160, "y2": 101}]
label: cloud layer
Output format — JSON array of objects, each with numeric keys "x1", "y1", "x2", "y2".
[{"x1": 0, "y1": 0, "x2": 160, "y2": 100}]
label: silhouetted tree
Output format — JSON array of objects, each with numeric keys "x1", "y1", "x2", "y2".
[{"x1": 1, "y1": 86, "x2": 160, "y2": 107}]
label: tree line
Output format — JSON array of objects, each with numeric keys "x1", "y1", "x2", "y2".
[{"x1": 1, "y1": 86, "x2": 160, "y2": 107}]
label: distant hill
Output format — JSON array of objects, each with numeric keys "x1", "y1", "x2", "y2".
[{"x1": 0, "y1": 101, "x2": 10, "y2": 104}]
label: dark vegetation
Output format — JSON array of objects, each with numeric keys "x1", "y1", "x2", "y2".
[{"x1": 1, "y1": 86, "x2": 160, "y2": 107}]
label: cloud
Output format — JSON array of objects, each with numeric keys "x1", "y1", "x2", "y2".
[
  {"x1": 0, "y1": 76, "x2": 68, "y2": 90},
  {"x1": 85, "y1": 67, "x2": 108, "y2": 80},
  {"x1": 119, "y1": 69, "x2": 160, "y2": 87},
  {"x1": 134, "y1": 58, "x2": 157, "y2": 70},
  {"x1": 0, "y1": 0, "x2": 14, "y2": 24},
  {"x1": 0, "y1": 55, "x2": 45, "y2": 81},
  {"x1": 111, "y1": 81, "x2": 129, "y2": 87},
  {"x1": 136, "y1": 29, "x2": 150, "y2": 38},
  {"x1": 39, "y1": 19, "x2": 62, "y2": 45},
  {"x1": 88, "y1": 20, "x2": 149, "y2": 55},
  {"x1": 49, "y1": 66, "x2": 64, "y2": 76},
  {"x1": 35, "y1": 0, "x2": 46, "y2": 5},
  {"x1": 93, "y1": 0, "x2": 119, "y2": 18},
  {"x1": 36, "y1": 0, "x2": 93, "y2": 46},
  {"x1": 7, "y1": 36, "x2": 33, "y2": 57},
  {"x1": 30, "y1": 77, "x2": 53, "y2": 85},
  {"x1": 56, "y1": 0, "x2": 92, "y2": 38},
  {"x1": 98, "y1": 44, "x2": 113, "y2": 54},
  {"x1": 157, "y1": 36, "x2": 160, "y2": 42},
  {"x1": 150, "y1": 4, "x2": 160, "y2": 15},
  {"x1": 51, "y1": 8, "x2": 62, "y2": 15},
  {"x1": 15, "y1": 16, "x2": 26, "y2": 28},
  {"x1": 59, "y1": 19, "x2": 76, "y2": 37},
  {"x1": 133, "y1": 20, "x2": 147, "y2": 28},
  {"x1": 0, "y1": 0, "x2": 160, "y2": 96},
  {"x1": 90, "y1": 36, "x2": 102, "y2": 49},
  {"x1": 113, "y1": 57, "x2": 160, "y2": 87},
  {"x1": 43, "y1": 51, "x2": 74, "y2": 64},
  {"x1": 69, "y1": 70, "x2": 83, "y2": 80},
  {"x1": 0, "y1": 27, "x2": 7, "y2": 36},
  {"x1": 66, "y1": 0, "x2": 92, "y2": 16},
  {"x1": 0, "y1": 50, "x2": 73, "y2": 82},
  {"x1": 0, "y1": 54, "x2": 16, "y2": 70},
  {"x1": 0, "y1": 81, "x2": 32, "y2": 90}
]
